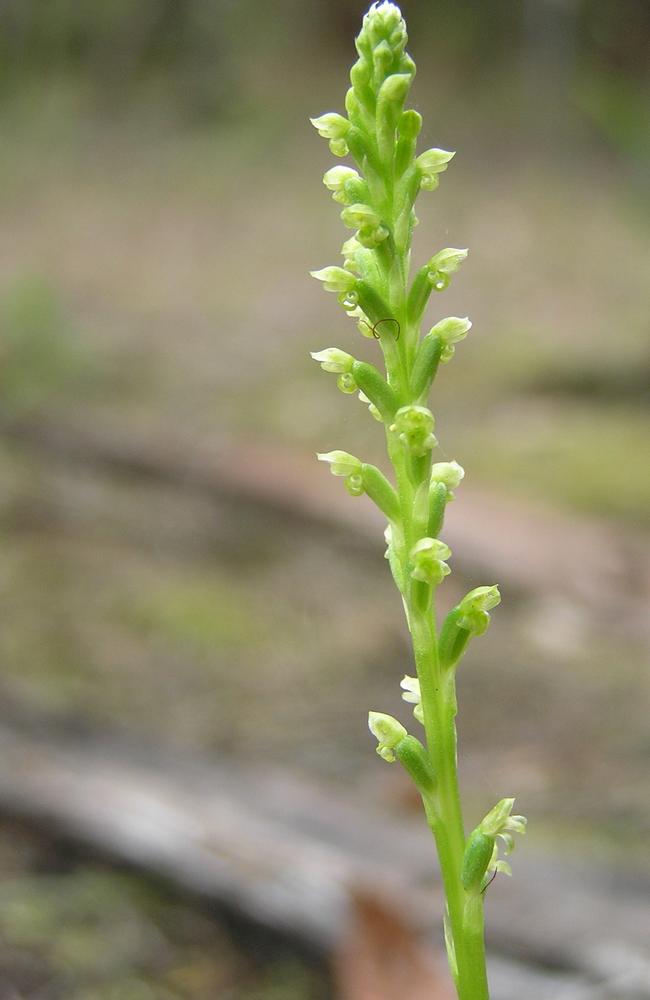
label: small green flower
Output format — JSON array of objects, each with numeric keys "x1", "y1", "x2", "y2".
[
  {"x1": 430, "y1": 460, "x2": 465, "y2": 498},
  {"x1": 462, "y1": 799, "x2": 527, "y2": 892},
  {"x1": 390, "y1": 405, "x2": 437, "y2": 457},
  {"x1": 457, "y1": 585, "x2": 501, "y2": 636},
  {"x1": 430, "y1": 316, "x2": 472, "y2": 363},
  {"x1": 310, "y1": 348, "x2": 354, "y2": 374},
  {"x1": 340, "y1": 204, "x2": 389, "y2": 248},
  {"x1": 316, "y1": 450, "x2": 362, "y2": 478},
  {"x1": 410, "y1": 537, "x2": 451, "y2": 585},
  {"x1": 427, "y1": 248, "x2": 469, "y2": 292},
  {"x1": 310, "y1": 112, "x2": 351, "y2": 154},
  {"x1": 310, "y1": 266, "x2": 357, "y2": 294},
  {"x1": 368, "y1": 710, "x2": 408, "y2": 762},
  {"x1": 416, "y1": 148, "x2": 455, "y2": 190},
  {"x1": 323, "y1": 166, "x2": 366, "y2": 205}
]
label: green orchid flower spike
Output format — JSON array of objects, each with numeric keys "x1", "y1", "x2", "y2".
[{"x1": 309, "y1": 4, "x2": 526, "y2": 997}]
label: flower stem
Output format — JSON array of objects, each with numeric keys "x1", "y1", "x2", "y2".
[{"x1": 410, "y1": 603, "x2": 490, "y2": 999}]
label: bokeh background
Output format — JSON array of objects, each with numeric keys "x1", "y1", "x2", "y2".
[{"x1": 0, "y1": 1, "x2": 648, "y2": 997}]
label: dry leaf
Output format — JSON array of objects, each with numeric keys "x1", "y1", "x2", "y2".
[{"x1": 334, "y1": 885, "x2": 455, "y2": 1000}]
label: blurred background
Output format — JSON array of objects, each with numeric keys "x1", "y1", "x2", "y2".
[{"x1": 0, "y1": 1, "x2": 648, "y2": 997}]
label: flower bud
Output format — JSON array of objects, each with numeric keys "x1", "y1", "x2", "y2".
[
  {"x1": 368, "y1": 710, "x2": 408, "y2": 762},
  {"x1": 310, "y1": 266, "x2": 357, "y2": 294},
  {"x1": 390, "y1": 405, "x2": 437, "y2": 457},
  {"x1": 410, "y1": 537, "x2": 451, "y2": 586},
  {"x1": 310, "y1": 348, "x2": 354, "y2": 374},
  {"x1": 399, "y1": 109, "x2": 422, "y2": 140},
  {"x1": 310, "y1": 112, "x2": 350, "y2": 141},
  {"x1": 378, "y1": 72, "x2": 411, "y2": 107},
  {"x1": 395, "y1": 110, "x2": 422, "y2": 175},
  {"x1": 373, "y1": 39, "x2": 394, "y2": 76},
  {"x1": 317, "y1": 450, "x2": 362, "y2": 478},
  {"x1": 363, "y1": 2, "x2": 406, "y2": 54}
]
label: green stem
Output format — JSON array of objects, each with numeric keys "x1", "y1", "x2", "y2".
[
  {"x1": 387, "y1": 419, "x2": 489, "y2": 998},
  {"x1": 409, "y1": 604, "x2": 489, "y2": 999}
]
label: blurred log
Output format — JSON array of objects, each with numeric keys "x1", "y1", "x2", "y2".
[
  {"x1": 2, "y1": 413, "x2": 648, "y2": 640},
  {"x1": 0, "y1": 717, "x2": 649, "y2": 998}
]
